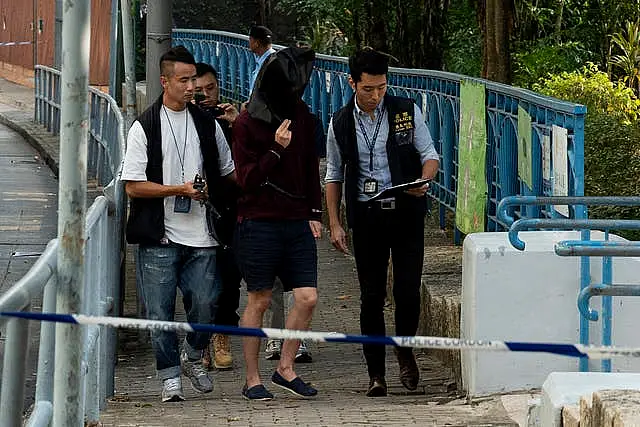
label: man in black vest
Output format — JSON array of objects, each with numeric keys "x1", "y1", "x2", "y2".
[
  {"x1": 325, "y1": 49, "x2": 439, "y2": 397},
  {"x1": 121, "y1": 46, "x2": 236, "y2": 402}
]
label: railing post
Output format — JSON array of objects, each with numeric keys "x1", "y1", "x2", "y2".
[
  {"x1": 53, "y1": 0, "x2": 90, "y2": 423},
  {"x1": 601, "y1": 230, "x2": 612, "y2": 372},
  {"x1": 574, "y1": 111, "x2": 590, "y2": 373},
  {"x1": 0, "y1": 316, "x2": 31, "y2": 427},
  {"x1": 35, "y1": 277, "x2": 57, "y2": 403}
]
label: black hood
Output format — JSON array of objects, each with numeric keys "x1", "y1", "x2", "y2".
[{"x1": 248, "y1": 47, "x2": 315, "y2": 127}]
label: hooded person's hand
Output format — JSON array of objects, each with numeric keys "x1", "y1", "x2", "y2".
[{"x1": 275, "y1": 119, "x2": 292, "y2": 148}]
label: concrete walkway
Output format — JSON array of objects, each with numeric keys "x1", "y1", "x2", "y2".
[{"x1": 0, "y1": 76, "x2": 532, "y2": 426}]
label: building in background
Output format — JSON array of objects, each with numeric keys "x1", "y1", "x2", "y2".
[{"x1": 0, "y1": 0, "x2": 112, "y2": 87}]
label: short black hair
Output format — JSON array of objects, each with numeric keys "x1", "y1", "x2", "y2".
[
  {"x1": 249, "y1": 25, "x2": 273, "y2": 45},
  {"x1": 195, "y1": 62, "x2": 218, "y2": 81},
  {"x1": 348, "y1": 48, "x2": 389, "y2": 83},
  {"x1": 159, "y1": 46, "x2": 196, "y2": 77}
]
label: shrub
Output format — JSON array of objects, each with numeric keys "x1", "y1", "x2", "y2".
[
  {"x1": 536, "y1": 67, "x2": 640, "y2": 239},
  {"x1": 533, "y1": 63, "x2": 640, "y2": 124},
  {"x1": 513, "y1": 40, "x2": 592, "y2": 89},
  {"x1": 583, "y1": 113, "x2": 640, "y2": 239}
]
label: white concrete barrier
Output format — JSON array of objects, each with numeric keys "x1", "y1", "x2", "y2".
[
  {"x1": 461, "y1": 231, "x2": 640, "y2": 397},
  {"x1": 535, "y1": 372, "x2": 640, "y2": 426}
]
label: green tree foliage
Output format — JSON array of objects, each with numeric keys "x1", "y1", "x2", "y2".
[
  {"x1": 443, "y1": 0, "x2": 482, "y2": 76},
  {"x1": 533, "y1": 63, "x2": 640, "y2": 124},
  {"x1": 512, "y1": 40, "x2": 591, "y2": 88},
  {"x1": 275, "y1": 0, "x2": 450, "y2": 69},
  {"x1": 535, "y1": 65, "x2": 640, "y2": 236},
  {"x1": 610, "y1": 21, "x2": 640, "y2": 94}
]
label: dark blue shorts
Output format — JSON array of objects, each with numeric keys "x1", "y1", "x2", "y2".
[{"x1": 233, "y1": 219, "x2": 318, "y2": 292}]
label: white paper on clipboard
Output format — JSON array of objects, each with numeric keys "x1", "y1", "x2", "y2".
[{"x1": 552, "y1": 125, "x2": 569, "y2": 217}]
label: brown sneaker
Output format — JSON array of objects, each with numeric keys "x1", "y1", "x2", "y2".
[
  {"x1": 366, "y1": 376, "x2": 387, "y2": 397},
  {"x1": 395, "y1": 348, "x2": 419, "y2": 390},
  {"x1": 213, "y1": 334, "x2": 233, "y2": 370},
  {"x1": 202, "y1": 337, "x2": 214, "y2": 370}
]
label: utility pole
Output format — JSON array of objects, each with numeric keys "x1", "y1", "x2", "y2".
[
  {"x1": 32, "y1": 0, "x2": 37, "y2": 68},
  {"x1": 52, "y1": 0, "x2": 89, "y2": 424},
  {"x1": 109, "y1": 0, "x2": 123, "y2": 103},
  {"x1": 121, "y1": 0, "x2": 137, "y2": 129},
  {"x1": 145, "y1": 0, "x2": 172, "y2": 106},
  {"x1": 54, "y1": 0, "x2": 62, "y2": 68}
]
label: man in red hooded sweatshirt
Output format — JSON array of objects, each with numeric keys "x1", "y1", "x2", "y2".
[{"x1": 232, "y1": 47, "x2": 322, "y2": 401}]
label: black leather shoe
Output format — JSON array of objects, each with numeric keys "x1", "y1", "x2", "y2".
[
  {"x1": 366, "y1": 376, "x2": 387, "y2": 397},
  {"x1": 395, "y1": 348, "x2": 419, "y2": 391}
]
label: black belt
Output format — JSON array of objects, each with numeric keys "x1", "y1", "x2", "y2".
[{"x1": 359, "y1": 198, "x2": 396, "y2": 211}]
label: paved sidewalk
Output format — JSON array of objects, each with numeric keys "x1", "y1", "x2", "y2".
[
  {"x1": 99, "y1": 237, "x2": 522, "y2": 426},
  {"x1": 0, "y1": 78, "x2": 60, "y2": 176},
  {"x1": 0, "y1": 76, "x2": 530, "y2": 426}
]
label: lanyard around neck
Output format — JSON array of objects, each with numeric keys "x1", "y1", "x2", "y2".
[
  {"x1": 356, "y1": 105, "x2": 385, "y2": 173},
  {"x1": 163, "y1": 105, "x2": 188, "y2": 183}
]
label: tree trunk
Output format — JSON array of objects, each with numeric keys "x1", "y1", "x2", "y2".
[
  {"x1": 482, "y1": 0, "x2": 513, "y2": 83},
  {"x1": 363, "y1": 0, "x2": 388, "y2": 51},
  {"x1": 416, "y1": 0, "x2": 450, "y2": 69},
  {"x1": 395, "y1": 0, "x2": 409, "y2": 64},
  {"x1": 477, "y1": 0, "x2": 488, "y2": 77},
  {"x1": 256, "y1": 0, "x2": 266, "y2": 25},
  {"x1": 554, "y1": 0, "x2": 564, "y2": 36}
]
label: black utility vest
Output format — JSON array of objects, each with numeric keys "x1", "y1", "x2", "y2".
[
  {"x1": 332, "y1": 95, "x2": 424, "y2": 228},
  {"x1": 125, "y1": 95, "x2": 222, "y2": 245}
]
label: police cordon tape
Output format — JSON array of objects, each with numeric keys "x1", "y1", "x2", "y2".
[
  {"x1": 0, "y1": 41, "x2": 32, "y2": 47},
  {"x1": 2, "y1": 311, "x2": 640, "y2": 359}
]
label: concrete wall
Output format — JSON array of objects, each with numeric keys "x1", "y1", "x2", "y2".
[{"x1": 461, "y1": 231, "x2": 640, "y2": 397}]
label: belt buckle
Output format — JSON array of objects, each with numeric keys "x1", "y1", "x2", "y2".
[{"x1": 380, "y1": 200, "x2": 396, "y2": 210}]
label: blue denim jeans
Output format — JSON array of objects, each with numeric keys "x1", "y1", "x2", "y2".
[{"x1": 136, "y1": 242, "x2": 221, "y2": 380}]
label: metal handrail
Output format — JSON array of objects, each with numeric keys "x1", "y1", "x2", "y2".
[
  {"x1": 497, "y1": 196, "x2": 640, "y2": 228},
  {"x1": 500, "y1": 194, "x2": 640, "y2": 373},
  {"x1": 173, "y1": 28, "x2": 588, "y2": 242},
  {"x1": 577, "y1": 284, "x2": 640, "y2": 322},
  {"x1": 507, "y1": 218, "x2": 640, "y2": 251},
  {"x1": 0, "y1": 65, "x2": 127, "y2": 427},
  {"x1": 555, "y1": 240, "x2": 640, "y2": 257}
]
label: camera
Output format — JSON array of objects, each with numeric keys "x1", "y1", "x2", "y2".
[
  {"x1": 193, "y1": 174, "x2": 206, "y2": 193},
  {"x1": 194, "y1": 92, "x2": 206, "y2": 104},
  {"x1": 210, "y1": 106, "x2": 225, "y2": 118}
]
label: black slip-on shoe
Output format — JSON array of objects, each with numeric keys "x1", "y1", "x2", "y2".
[
  {"x1": 241, "y1": 383, "x2": 274, "y2": 401},
  {"x1": 271, "y1": 371, "x2": 318, "y2": 398}
]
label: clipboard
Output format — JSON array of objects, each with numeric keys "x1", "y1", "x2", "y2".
[{"x1": 368, "y1": 179, "x2": 431, "y2": 202}]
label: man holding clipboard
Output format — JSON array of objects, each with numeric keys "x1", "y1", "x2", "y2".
[{"x1": 325, "y1": 48, "x2": 439, "y2": 397}]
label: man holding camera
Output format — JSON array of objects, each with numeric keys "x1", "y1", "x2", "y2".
[
  {"x1": 194, "y1": 62, "x2": 239, "y2": 141},
  {"x1": 193, "y1": 62, "x2": 242, "y2": 371},
  {"x1": 121, "y1": 46, "x2": 236, "y2": 402}
]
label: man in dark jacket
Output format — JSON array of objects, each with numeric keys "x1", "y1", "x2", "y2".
[
  {"x1": 193, "y1": 62, "x2": 242, "y2": 371},
  {"x1": 121, "y1": 46, "x2": 236, "y2": 402},
  {"x1": 233, "y1": 47, "x2": 321, "y2": 401},
  {"x1": 325, "y1": 49, "x2": 439, "y2": 397}
]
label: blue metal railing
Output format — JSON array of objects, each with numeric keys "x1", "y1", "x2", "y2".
[
  {"x1": 499, "y1": 196, "x2": 640, "y2": 373},
  {"x1": 173, "y1": 29, "x2": 587, "y2": 238},
  {"x1": 0, "y1": 65, "x2": 126, "y2": 426}
]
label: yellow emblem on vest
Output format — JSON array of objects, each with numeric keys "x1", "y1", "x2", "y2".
[{"x1": 394, "y1": 111, "x2": 414, "y2": 132}]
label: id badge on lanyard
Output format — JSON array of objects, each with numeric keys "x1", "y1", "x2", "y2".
[
  {"x1": 363, "y1": 178, "x2": 378, "y2": 195},
  {"x1": 358, "y1": 107, "x2": 385, "y2": 197}
]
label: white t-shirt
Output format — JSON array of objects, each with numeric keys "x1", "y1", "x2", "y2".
[{"x1": 121, "y1": 105, "x2": 235, "y2": 247}]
